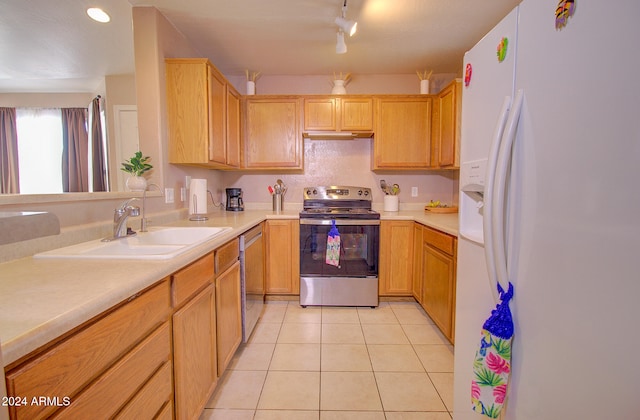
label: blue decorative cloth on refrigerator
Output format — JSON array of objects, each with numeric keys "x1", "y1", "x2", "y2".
[
  {"x1": 325, "y1": 220, "x2": 340, "y2": 267},
  {"x1": 471, "y1": 282, "x2": 514, "y2": 418}
]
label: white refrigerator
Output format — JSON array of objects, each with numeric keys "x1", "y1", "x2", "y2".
[{"x1": 454, "y1": 1, "x2": 640, "y2": 419}]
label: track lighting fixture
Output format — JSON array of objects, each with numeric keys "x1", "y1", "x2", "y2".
[
  {"x1": 336, "y1": 31, "x2": 347, "y2": 54},
  {"x1": 335, "y1": 0, "x2": 357, "y2": 54}
]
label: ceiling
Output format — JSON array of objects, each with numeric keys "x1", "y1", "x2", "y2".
[{"x1": 0, "y1": 0, "x2": 521, "y2": 93}]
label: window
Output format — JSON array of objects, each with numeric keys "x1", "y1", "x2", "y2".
[{"x1": 16, "y1": 108, "x2": 65, "y2": 194}]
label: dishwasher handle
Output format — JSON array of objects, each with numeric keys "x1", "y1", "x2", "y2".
[{"x1": 240, "y1": 225, "x2": 263, "y2": 251}]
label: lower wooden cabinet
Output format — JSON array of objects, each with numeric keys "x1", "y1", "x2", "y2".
[
  {"x1": 172, "y1": 253, "x2": 217, "y2": 419},
  {"x1": 5, "y1": 280, "x2": 172, "y2": 420},
  {"x1": 379, "y1": 221, "x2": 414, "y2": 296},
  {"x1": 416, "y1": 224, "x2": 457, "y2": 343},
  {"x1": 215, "y1": 258, "x2": 241, "y2": 374},
  {"x1": 173, "y1": 284, "x2": 217, "y2": 420},
  {"x1": 265, "y1": 219, "x2": 300, "y2": 295}
]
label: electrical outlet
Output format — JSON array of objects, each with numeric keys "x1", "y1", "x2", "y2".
[
  {"x1": 411, "y1": 187, "x2": 418, "y2": 197},
  {"x1": 165, "y1": 188, "x2": 175, "y2": 204},
  {"x1": 180, "y1": 187, "x2": 186, "y2": 202}
]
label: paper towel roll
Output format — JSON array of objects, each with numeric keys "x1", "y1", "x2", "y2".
[{"x1": 189, "y1": 179, "x2": 208, "y2": 215}]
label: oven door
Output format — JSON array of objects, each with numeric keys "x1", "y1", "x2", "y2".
[{"x1": 299, "y1": 218, "x2": 379, "y2": 277}]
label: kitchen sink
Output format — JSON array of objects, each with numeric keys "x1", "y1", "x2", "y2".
[{"x1": 34, "y1": 226, "x2": 232, "y2": 260}]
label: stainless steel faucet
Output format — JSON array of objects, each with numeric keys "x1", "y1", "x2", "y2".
[
  {"x1": 103, "y1": 198, "x2": 140, "y2": 241},
  {"x1": 140, "y1": 183, "x2": 163, "y2": 232}
]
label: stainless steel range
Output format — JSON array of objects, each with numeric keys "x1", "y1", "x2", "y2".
[{"x1": 299, "y1": 186, "x2": 380, "y2": 307}]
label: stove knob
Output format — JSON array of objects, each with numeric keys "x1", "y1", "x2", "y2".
[
  {"x1": 364, "y1": 190, "x2": 370, "y2": 196},
  {"x1": 306, "y1": 189, "x2": 312, "y2": 196},
  {"x1": 358, "y1": 190, "x2": 363, "y2": 196},
  {"x1": 313, "y1": 189, "x2": 317, "y2": 195}
]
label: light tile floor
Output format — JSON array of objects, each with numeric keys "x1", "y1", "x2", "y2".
[{"x1": 200, "y1": 301, "x2": 454, "y2": 420}]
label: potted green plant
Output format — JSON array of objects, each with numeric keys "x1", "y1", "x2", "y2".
[{"x1": 121, "y1": 151, "x2": 153, "y2": 191}]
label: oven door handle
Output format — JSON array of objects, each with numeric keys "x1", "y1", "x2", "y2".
[{"x1": 300, "y1": 218, "x2": 380, "y2": 226}]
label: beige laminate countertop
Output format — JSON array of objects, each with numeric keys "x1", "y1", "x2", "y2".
[{"x1": 0, "y1": 209, "x2": 457, "y2": 367}]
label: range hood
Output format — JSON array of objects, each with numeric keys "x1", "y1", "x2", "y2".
[{"x1": 302, "y1": 131, "x2": 374, "y2": 140}]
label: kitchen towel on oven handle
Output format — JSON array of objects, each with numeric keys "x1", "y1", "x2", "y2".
[{"x1": 325, "y1": 219, "x2": 341, "y2": 267}]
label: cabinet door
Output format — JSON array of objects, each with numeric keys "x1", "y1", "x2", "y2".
[
  {"x1": 304, "y1": 98, "x2": 336, "y2": 130},
  {"x1": 173, "y1": 284, "x2": 217, "y2": 420},
  {"x1": 421, "y1": 242, "x2": 456, "y2": 342},
  {"x1": 216, "y1": 261, "x2": 242, "y2": 374},
  {"x1": 226, "y1": 85, "x2": 242, "y2": 167},
  {"x1": 379, "y1": 221, "x2": 414, "y2": 295},
  {"x1": 208, "y1": 66, "x2": 227, "y2": 164},
  {"x1": 412, "y1": 223, "x2": 424, "y2": 302},
  {"x1": 265, "y1": 220, "x2": 300, "y2": 294},
  {"x1": 341, "y1": 97, "x2": 373, "y2": 131},
  {"x1": 373, "y1": 97, "x2": 432, "y2": 169},
  {"x1": 244, "y1": 98, "x2": 302, "y2": 169},
  {"x1": 435, "y1": 80, "x2": 461, "y2": 168},
  {"x1": 166, "y1": 60, "x2": 210, "y2": 165}
]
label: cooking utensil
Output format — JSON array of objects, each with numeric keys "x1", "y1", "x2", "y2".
[
  {"x1": 380, "y1": 179, "x2": 389, "y2": 195},
  {"x1": 392, "y1": 184, "x2": 400, "y2": 195}
]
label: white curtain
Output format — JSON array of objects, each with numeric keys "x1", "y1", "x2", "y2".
[{"x1": 16, "y1": 108, "x2": 64, "y2": 194}]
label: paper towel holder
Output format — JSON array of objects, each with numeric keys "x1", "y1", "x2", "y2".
[{"x1": 189, "y1": 193, "x2": 208, "y2": 221}]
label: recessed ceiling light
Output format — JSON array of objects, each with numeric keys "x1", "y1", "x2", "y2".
[{"x1": 87, "y1": 7, "x2": 110, "y2": 23}]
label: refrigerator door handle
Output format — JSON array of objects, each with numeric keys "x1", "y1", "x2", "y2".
[
  {"x1": 491, "y1": 89, "x2": 525, "y2": 298},
  {"x1": 483, "y1": 96, "x2": 512, "y2": 303}
]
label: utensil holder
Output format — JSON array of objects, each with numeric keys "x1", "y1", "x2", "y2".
[
  {"x1": 272, "y1": 193, "x2": 284, "y2": 213},
  {"x1": 384, "y1": 195, "x2": 399, "y2": 212}
]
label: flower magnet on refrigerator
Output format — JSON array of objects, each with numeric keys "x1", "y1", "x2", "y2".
[{"x1": 555, "y1": 0, "x2": 576, "y2": 30}]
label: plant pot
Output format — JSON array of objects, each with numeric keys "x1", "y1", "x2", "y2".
[{"x1": 126, "y1": 175, "x2": 147, "y2": 192}]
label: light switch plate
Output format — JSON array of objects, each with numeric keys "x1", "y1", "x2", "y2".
[
  {"x1": 411, "y1": 187, "x2": 418, "y2": 197},
  {"x1": 165, "y1": 188, "x2": 175, "y2": 204}
]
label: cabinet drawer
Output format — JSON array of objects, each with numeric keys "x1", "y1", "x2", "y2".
[
  {"x1": 423, "y1": 226, "x2": 455, "y2": 255},
  {"x1": 115, "y1": 360, "x2": 173, "y2": 419},
  {"x1": 215, "y1": 238, "x2": 239, "y2": 275},
  {"x1": 55, "y1": 323, "x2": 171, "y2": 419},
  {"x1": 6, "y1": 280, "x2": 170, "y2": 420},
  {"x1": 172, "y1": 252, "x2": 214, "y2": 307}
]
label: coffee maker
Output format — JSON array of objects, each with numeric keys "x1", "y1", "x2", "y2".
[{"x1": 225, "y1": 188, "x2": 244, "y2": 211}]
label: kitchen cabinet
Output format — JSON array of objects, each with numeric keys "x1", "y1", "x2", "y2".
[
  {"x1": 265, "y1": 219, "x2": 300, "y2": 295},
  {"x1": 166, "y1": 58, "x2": 241, "y2": 168},
  {"x1": 372, "y1": 96, "x2": 432, "y2": 170},
  {"x1": 214, "y1": 238, "x2": 242, "y2": 374},
  {"x1": 412, "y1": 222, "x2": 424, "y2": 303},
  {"x1": 379, "y1": 221, "x2": 414, "y2": 296},
  {"x1": 418, "y1": 224, "x2": 457, "y2": 343},
  {"x1": 243, "y1": 96, "x2": 303, "y2": 169},
  {"x1": 303, "y1": 96, "x2": 373, "y2": 132},
  {"x1": 5, "y1": 280, "x2": 172, "y2": 420},
  {"x1": 431, "y1": 79, "x2": 462, "y2": 168},
  {"x1": 172, "y1": 253, "x2": 217, "y2": 420}
]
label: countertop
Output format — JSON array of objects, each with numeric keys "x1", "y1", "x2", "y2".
[{"x1": 0, "y1": 208, "x2": 457, "y2": 367}]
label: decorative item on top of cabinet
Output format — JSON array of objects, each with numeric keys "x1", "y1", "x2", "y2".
[
  {"x1": 303, "y1": 96, "x2": 374, "y2": 138},
  {"x1": 166, "y1": 58, "x2": 241, "y2": 168},
  {"x1": 243, "y1": 96, "x2": 303, "y2": 169},
  {"x1": 379, "y1": 221, "x2": 414, "y2": 296},
  {"x1": 265, "y1": 219, "x2": 300, "y2": 295},
  {"x1": 372, "y1": 96, "x2": 432, "y2": 170},
  {"x1": 431, "y1": 79, "x2": 462, "y2": 168}
]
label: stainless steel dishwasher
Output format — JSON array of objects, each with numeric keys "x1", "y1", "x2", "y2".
[{"x1": 239, "y1": 224, "x2": 265, "y2": 342}]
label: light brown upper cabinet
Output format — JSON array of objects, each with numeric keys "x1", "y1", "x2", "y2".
[
  {"x1": 243, "y1": 96, "x2": 303, "y2": 169},
  {"x1": 431, "y1": 79, "x2": 462, "y2": 168},
  {"x1": 166, "y1": 58, "x2": 241, "y2": 168},
  {"x1": 303, "y1": 96, "x2": 373, "y2": 134},
  {"x1": 372, "y1": 96, "x2": 432, "y2": 170}
]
